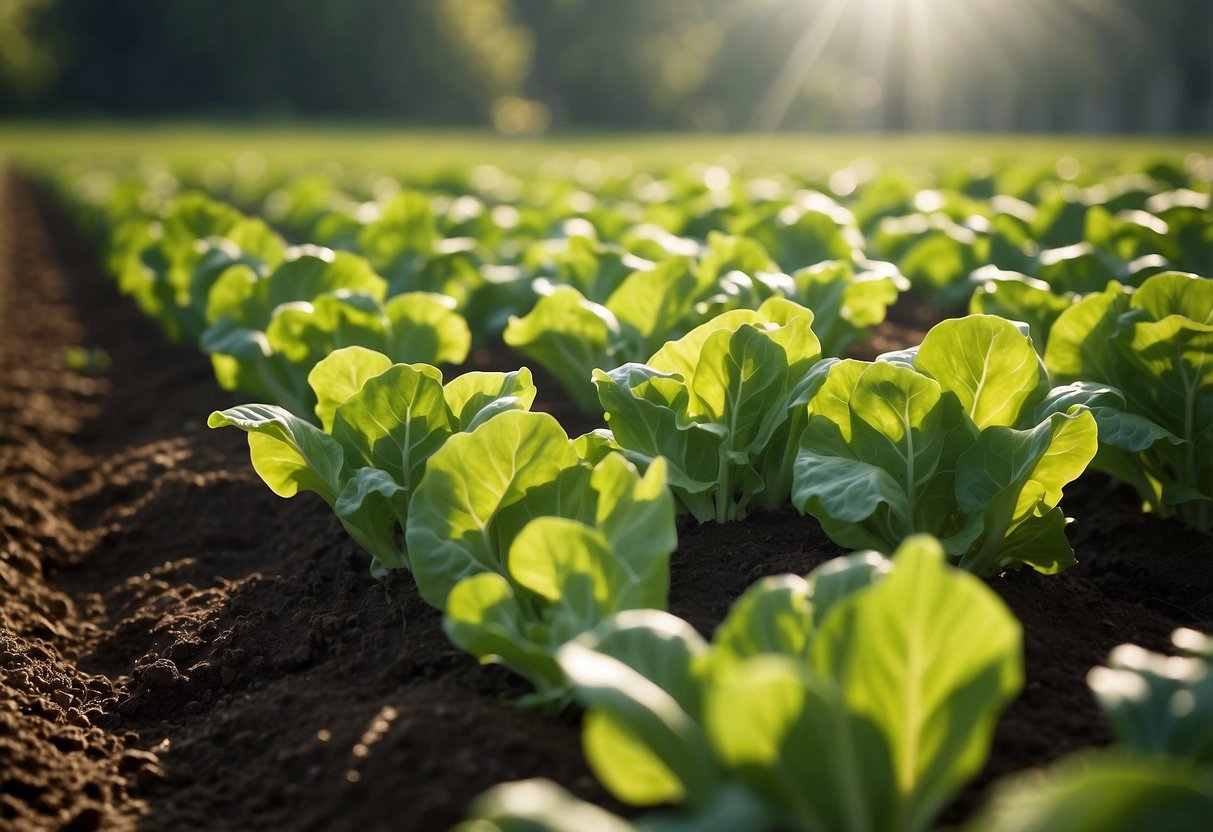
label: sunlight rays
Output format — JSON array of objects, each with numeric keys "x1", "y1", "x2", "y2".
[
  {"x1": 746, "y1": 0, "x2": 1170, "y2": 133},
  {"x1": 749, "y1": 0, "x2": 850, "y2": 132}
]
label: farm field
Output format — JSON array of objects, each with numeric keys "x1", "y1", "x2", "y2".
[
  {"x1": 4, "y1": 122, "x2": 1211, "y2": 171},
  {"x1": 1, "y1": 126, "x2": 1212, "y2": 831}
]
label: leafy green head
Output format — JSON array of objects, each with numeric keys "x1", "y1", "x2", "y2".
[
  {"x1": 1044, "y1": 272, "x2": 1213, "y2": 532},
  {"x1": 594, "y1": 296, "x2": 826, "y2": 523},
  {"x1": 793, "y1": 314, "x2": 1099, "y2": 575},
  {"x1": 208, "y1": 346, "x2": 535, "y2": 575},
  {"x1": 556, "y1": 535, "x2": 1023, "y2": 832}
]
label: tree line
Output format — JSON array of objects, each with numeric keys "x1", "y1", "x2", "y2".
[{"x1": 2, "y1": 0, "x2": 1211, "y2": 132}]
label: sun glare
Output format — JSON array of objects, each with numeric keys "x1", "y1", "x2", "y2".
[{"x1": 749, "y1": 0, "x2": 1158, "y2": 132}]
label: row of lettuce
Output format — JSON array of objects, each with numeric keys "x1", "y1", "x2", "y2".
[
  {"x1": 51, "y1": 167, "x2": 1213, "y2": 537},
  {"x1": 53, "y1": 153, "x2": 1211, "y2": 413},
  {"x1": 46, "y1": 160, "x2": 1213, "y2": 829}
]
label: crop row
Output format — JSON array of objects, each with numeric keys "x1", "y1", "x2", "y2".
[
  {"x1": 53, "y1": 154, "x2": 1211, "y2": 405},
  {"x1": 46, "y1": 158, "x2": 1213, "y2": 829}
]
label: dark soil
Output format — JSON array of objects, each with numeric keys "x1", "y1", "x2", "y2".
[{"x1": 2, "y1": 170, "x2": 1211, "y2": 832}]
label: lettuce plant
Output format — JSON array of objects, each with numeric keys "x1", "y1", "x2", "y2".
[
  {"x1": 201, "y1": 245, "x2": 470, "y2": 419},
  {"x1": 355, "y1": 190, "x2": 440, "y2": 286},
  {"x1": 1044, "y1": 272, "x2": 1213, "y2": 532},
  {"x1": 968, "y1": 268, "x2": 1076, "y2": 352},
  {"x1": 736, "y1": 191, "x2": 863, "y2": 271},
  {"x1": 787, "y1": 258, "x2": 906, "y2": 356},
  {"x1": 463, "y1": 623, "x2": 1213, "y2": 832},
  {"x1": 1087, "y1": 628, "x2": 1213, "y2": 764},
  {"x1": 963, "y1": 755, "x2": 1213, "y2": 832},
  {"x1": 505, "y1": 234, "x2": 902, "y2": 412},
  {"x1": 118, "y1": 192, "x2": 286, "y2": 342},
  {"x1": 208, "y1": 346, "x2": 534, "y2": 575},
  {"x1": 1033, "y1": 241, "x2": 1167, "y2": 295},
  {"x1": 441, "y1": 502, "x2": 673, "y2": 701},
  {"x1": 792, "y1": 314, "x2": 1100, "y2": 575},
  {"x1": 593, "y1": 297, "x2": 827, "y2": 523},
  {"x1": 404, "y1": 410, "x2": 676, "y2": 700},
  {"x1": 356, "y1": 190, "x2": 533, "y2": 339},
  {"x1": 964, "y1": 628, "x2": 1213, "y2": 832},
  {"x1": 872, "y1": 213, "x2": 1028, "y2": 305},
  {"x1": 503, "y1": 254, "x2": 708, "y2": 411},
  {"x1": 468, "y1": 536, "x2": 1020, "y2": 832},
  {"x1": 689, "y1": 236, "x2": 904, "y2": 358},
  {"x1": 520, "y1": 233, "x2": 650, "y2": 304}
]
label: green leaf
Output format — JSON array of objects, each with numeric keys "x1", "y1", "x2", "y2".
[
  {"x1": 805, "y1": 550, "x2": 893, "y2": 623},
  {"x1": 266, "y1": 293, "x2": 390, "y2": 365},
  {"x1": 207, "y1": 404, "x2": 343, "y2": 505},
  {"x1": 504, "y1": 286, "x2": 621, "y2": 412},
  {"x1": 443, "y1": 572, "x2": 565, "y2": 693},
  {"x1": 1130, "y1": 271, "x2": 1213, "y2": 326},
  {"x1": 705, "y1": 655, "x2": 882, "y2": 832},
  {"x1": 711, "y1": 574, "x2": 814, "y2": 663},
  {"x1": 792, "y1": 259, "x2": 905, "y2": 357},
  {"x1": 584, "y1": 710, "x2": 691, "y2": 806},
  {"x1": 508, "y1": 518, "x2": 626, "y2": 615},
  {"x1": 559, "y1": 616, "x2": 718, "y2": 807},
  {"x1": 1029, "y1": 382, "x2": 1179, "y2": 452},
  {"x1": 965, "y1": 754, "x2": 1213, "y2": 832},
  {"x1": 407, "y1": 411, "x2": 581, "y2": 607},
  {"x1": 915, "y1": 315, "x2": 1047, "y2": 429},
  {"x1": 689, "y1": 325, "x2": 786, "y2": 446},
  {"x1": 793, "y1": 359, "x2": 974, "y2": 552},
  {"x1": 382, "y1": 291, "x2": 471, "y2": 366},
  {"x1": 809, "y1": 536, "x2": 1023, "y2": 832},
  {"x1": 443, "y1": 367, "x2": 538, "y2": 431},
  {"x1": 204, "y1": 262, "x2": 261, "y2": 326},
  {"x1": 1088, "y1": 632, "x2": 1213, "y2": 764},
  {"x1": 636, "y1": 783, "x2": 780, "y2": 832},
  {"x1": 356, "y1": 190, "x2": 438, "y2": 275},
  {"x1": 307, "y1": 346, "x2": 393, "y2": 432},
  {"x1": 696, "y1": 232, "x2": 776, "y2": 290},
  {"x1": 131, "y1": 193, "x2": 262, "y2": 342},
  {"x1": 446, "y1": 509, "x2": 681, "y2": 701},
  {"x1": 608, "y1": 255, "x2": 705, "y2": 356},
  {"x1": 572, "y1": 611, "x2": 720, "y2": 808},
  {"x1": 600, "y1": 299, "x2": 823, "y2": 522},
  {"x1": 593, "y1": 364, "x2": 723, "y2": 519},
  {"x1": 334, "y1": 466, "x2": 409, "y2": 572},
  {"x1": 969, "y1": 275, "x2": 1074, "y2": 353},
  {"x1": 262, "y1": 248, "x2": 387, "y2": 324},
  {"x1": 200, "y1": 314, "x2": 271, "y2": 362},
  {"x1": 954, "y1": 408, "x2": 1097, "y2": 575},
  {"x1": 575, "y1": 610, "x2": 710, "y2": 718},
  {"x1": 647, "y1": 307, "x2": 766, "y2": 382},
  {"x1": 574, "y1": 429, "x2": 622, "y2": 466},
  {"x1": 590, "y1": 455, "x2": 676, "y2": 609},
  {"x1": 330, "y1": 362, "x2": 452, "y2": 489},
  {"x1": 1043, "y1": 272, "x2": 1213, "y2": 530},
  {"x1": 1042, "y1": 283, "x2": 1132, "y2": 381}
]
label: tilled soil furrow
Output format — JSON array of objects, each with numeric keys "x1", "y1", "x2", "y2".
[
  {"x1": 1, "y1": 174, "x2": 609, "y2": 832},
  {"x1": 0, "y1": 173, "x2": 148, "y2": 832}
]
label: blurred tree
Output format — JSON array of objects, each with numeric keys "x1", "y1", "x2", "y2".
[
  {"x1": 38, "y1": 0, "x2": 532, "y2": 120},
  {"x1": 0, "y1": 0, "x2": 56, "y2": 105},
  {"x1": 515, "y1": 0, "x2": 724, "y2": 127},
  {"x1": 1, "y1": 0, "x2": 1210, "y2": 132}
]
